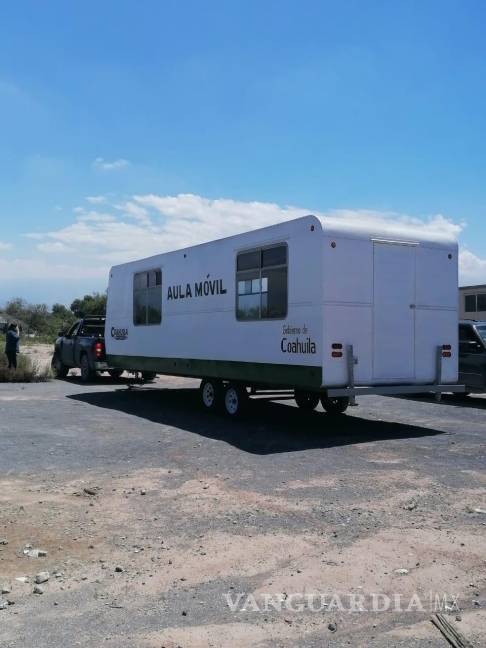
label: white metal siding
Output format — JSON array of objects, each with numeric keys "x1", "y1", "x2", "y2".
[
  {"x1": 106, "y1": 216, "x2": 459, "y2": 389},
  {"x1": 322, "y1": 235, "x2": 458, "y2": 387}
]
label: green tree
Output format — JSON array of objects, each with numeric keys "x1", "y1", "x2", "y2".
[
  {"x1": 70, "y1": 292, "x2": 107, "y2": 318},
  {"x1": 5, "y1": 297, "x2": 28, "y2": 319},
  {"x1": 26, "y1": 303, "x2": 49, "y2": 335},
  {"x1": 52, "y1": 303, "x2": 71, "y2": 318},
  {"x1": 2, "y1": 291, "x2": 106, "y2": 342}
]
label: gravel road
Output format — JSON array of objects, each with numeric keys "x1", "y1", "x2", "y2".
[{"x1": 0, "y1": 375, "x2": 485, "y2": 647}]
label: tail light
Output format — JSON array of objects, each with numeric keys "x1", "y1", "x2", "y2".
[
  {"x1": 94, "y1": 341, "x2": 103, "y2": 359},
  {"x1": 332, "y1": 343, "x2": 343, "y2": 358},
  {"x1": 442, "y1": 344, "x2": 452, "y2": 358}
]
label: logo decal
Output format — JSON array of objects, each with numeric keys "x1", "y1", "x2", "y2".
[{"x1": 111, "y1": 327, "x2": 128, "y2": 341}]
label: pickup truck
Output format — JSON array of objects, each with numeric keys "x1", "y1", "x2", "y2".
[
  {"x1": 458, "y1": 319, "x2": 486, "y2": 395},
  {"x1": 51, "y1": 316, "x2": 124, "y2": 382}
]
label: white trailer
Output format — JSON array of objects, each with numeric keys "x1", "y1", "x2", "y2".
[{"x1": 106, "y1": 215, "x2": 462, "y2": 416}]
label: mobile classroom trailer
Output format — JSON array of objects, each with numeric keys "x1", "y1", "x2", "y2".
[{"x1": 106, "y1": 215, "x2": 462, "y2": 416}]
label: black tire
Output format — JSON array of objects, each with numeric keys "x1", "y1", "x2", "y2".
[
  {"x1": 223, "y1": 383, "x2": 248, "y2": 418},
  {"x1": 200, "y1": 379, "x2": 223, "y2": 411},
  {"x1": 108, "y1": 369, "x2": 124, "y2": 379},
  {"x1": 141, "y1": 371, "x2": 157, "y2": 382},
  {"x1": 453, "y1": 391, "x2": 471, "y2": 400},
  {"x1": 320, "y1": 395, "x2": 349, "y2": 415},
  {"x1": 294, "y1": 390, "x2": 320, "y2": 410},
  {"x1": 80, "y1": 354, "x2": 95, "y2": 383},
  {"x1": 51, "y1": 354, "x2": 68, "y2": 379}
]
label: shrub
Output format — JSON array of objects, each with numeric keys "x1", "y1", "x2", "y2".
[{"x1": 0, "y1": 352, "x2": 52, "y2": 382}]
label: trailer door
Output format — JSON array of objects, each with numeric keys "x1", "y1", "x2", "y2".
[{"x1": 372, "y1": 241, "x2": 416, "y2": 382}]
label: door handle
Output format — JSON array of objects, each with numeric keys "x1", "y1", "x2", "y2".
[{"x1": 409, "y1": 304, "x2": 416, "y2": 309}]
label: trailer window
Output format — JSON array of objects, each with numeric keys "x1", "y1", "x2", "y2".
[
  {"x1": 237, "y1": 250, "x2": 260, "y2": 271},
  {"x1": 236, "y1": 245, "x2": 287, "y2": 320},
  {"x1": 133, "y1": 269, "x2": 162, "y2": 326}
]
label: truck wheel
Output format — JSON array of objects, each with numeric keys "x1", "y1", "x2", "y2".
[
  {"x1": 80, "y1": 355, "x2": 95, "y2": 383},
  {"x1": 51, "y1": 354, "x2": 68, "y2": 379},
  {"x1": 108, "y1": 369, "x2": 124, "y2": 380},
  {"x1": 200, "y1": 379, "x2": 222, "y2": 411},
  {"x1": 141, "y1": 371, "x2": 157, "y2": 382},
  {"x1": 223, "y1": 383, "x2": 248, "y2": 418},
  {"x1": 321, "y1": 395, "x2": 349, "y2": 415},
  {"x1": 294, "y1": 390, "x2": 320, "y2": 410}
]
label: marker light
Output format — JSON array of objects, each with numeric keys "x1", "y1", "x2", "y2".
[{"x1": 442, "y1": 345, "x2": 452, "y2": 358}]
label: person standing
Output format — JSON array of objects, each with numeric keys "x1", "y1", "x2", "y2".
[{"x1": 5, "y1": 323, "x2": 20, "y2": 370}]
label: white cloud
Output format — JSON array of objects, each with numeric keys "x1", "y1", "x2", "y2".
[
  {"x1": 132, "y1": 193, "x2": 310, "y2": 248},
  {"x1": 459, "y1": 249, "x2": 486, "y2": 286},
  {"x1": 36, "y1": 241, "x2": 73, "y2": 254},
  {"x1": 114, "y1": 201, "x2": 150, "y2": 223},
  {"x1": 132, "y1": 194, "x2": 464, "y2": 245},
  {"x1": 77, "y1": 211, "x2": 117, "y2": 223},
  {"x1": 85, "y1": 195, "x2": 106, "y2": 204},
  {"x1": 0, "y1": 241, "x2": 12, "y2": 251},
  {"x1": 8, "y1": 193, "x2": 482, "y2": 298},
  {"x1": 0, "y1": 256, "x2": 106, "y2": 281},
  {"x1": 92, "y1": 157, "x2": 130, "y2": 171}
]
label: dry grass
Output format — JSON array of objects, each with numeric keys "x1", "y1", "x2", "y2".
[{"x1": 0, "y1": 352, "x2": 52, "y2": 382}]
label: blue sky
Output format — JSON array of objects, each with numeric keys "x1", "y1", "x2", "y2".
[{"x1": 1, "y1": 0, "x2": 486, "y2": 304}]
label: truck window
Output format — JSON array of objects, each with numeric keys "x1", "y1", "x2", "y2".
[
  {"x1": 464, "y1": 294, "x2": 477, "y2": 313},
  {"x1": 236, "y1": 244, "x2": 287, "y2": 320},
  {"x1": 476, "y1": 325, "x2": 486, "y2": 345},
  {"x1": 459, "y1": 325, "x2": 477, "y2": 342},
  {"x1": 133, "y1": 269, "x2": 162, "y2": 326},
  {"x1": 66, "y1": 322, "x2": 80, "y2": 337},
  {"x1": 78, "y1": 323, "x2": 104, "y2": 337}
]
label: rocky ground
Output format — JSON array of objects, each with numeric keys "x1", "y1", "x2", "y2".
[{"x1": 0, "y1": 367, "x2": 485, "y2": 647}]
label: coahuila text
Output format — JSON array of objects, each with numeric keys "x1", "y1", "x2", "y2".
[
  {"x1": 167, "y1": 279, "x2": 227, "y2": 300},
  {"x1": 281, "y1": 337, "x2": 316, "y2": 354}
]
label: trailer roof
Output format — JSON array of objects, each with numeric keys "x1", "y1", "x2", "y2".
[{"x1": 316, "y1": 215, "x2": 458, "y2": 246}]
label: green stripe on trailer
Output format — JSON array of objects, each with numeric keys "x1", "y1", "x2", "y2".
[{"x1": 107, "y1": 354, "x2": 322, "y2": 390}]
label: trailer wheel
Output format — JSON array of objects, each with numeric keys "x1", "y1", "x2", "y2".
[
  {"x1": 108, "y1": 369, "x2": 124, "y2": 380},
  {"x1": 321, "y1": 395, "x2": 349, "y2": 415},
  {"x1": 294, "y1": 390, "x2": 320, "y2": 410},
  {"x1": 223, "y1": 383, "x2": 248, "y2": 417},
  {"x1": 141, "y1": 371, "x2": 157, "y2": 382},
  {"x1": 200, "y1": 379, "x2": 222, "y2": 411}
]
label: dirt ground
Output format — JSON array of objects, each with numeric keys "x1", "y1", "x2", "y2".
[
  {"x1": 0, "y1": 351, "x2": 485, "y2": 646},
  {"x1": 21, "y1": 343, "x2": 57, "y2": 373}
]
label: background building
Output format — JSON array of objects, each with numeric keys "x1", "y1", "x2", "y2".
[{"x1": 460, "y1": 285, "x2": 486, "y2": 320}]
